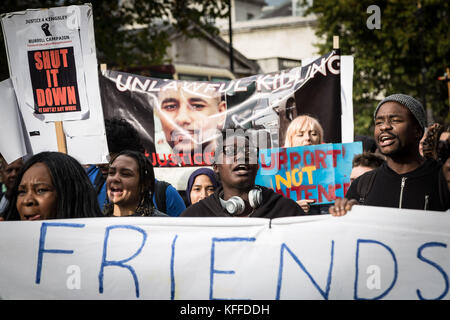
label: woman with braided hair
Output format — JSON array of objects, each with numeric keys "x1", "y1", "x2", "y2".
[{"x1": 104, "y1": 150, "x2": 167, "y2": 217}]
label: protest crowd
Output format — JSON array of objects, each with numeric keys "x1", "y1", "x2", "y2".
[
  {"x1": 1, "y1": 93, "x2": 449, "y2": 221},
  {"x1": 1, "y1": 3, "x2": 450, "y2": 302}
]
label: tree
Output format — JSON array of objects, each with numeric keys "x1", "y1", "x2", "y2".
[
  {"x1": 301, "y1": 0, "x2": 450, "y2": 135},
  {"x1": 0, "y1": 0, "x2": 229, "y2": 81}
]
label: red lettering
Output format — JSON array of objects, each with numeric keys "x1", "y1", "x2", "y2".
[
  {"x1": 36, "y1": 89, "x2": 45, "y2": 106},
  {"x1": 51, "y1": 87, "x2": 67, "y2": 106},
  {"x1": 343, "y1": 182, "x2": 351, "y2": 197},
  {"x1": 34, "y1": 52, "x2": 43, "y2": 70},
  {"x1": 49, "y1": 69, "x2": 59, "y2": 87},
  {"x1": 45, "y1": 69, "x2": 59, "y2": 87},
  {"x1": 275, "y1": 188, "x2": 289, "y2": 198},
  {"x1": 45, "y1": 88, "x2": 53, "y2": 106},
  {"x1": 318, "y1": 184, "x2": 334, "y2": 202},
  {"x1": 171, "y1": 154, "x2": 182, "y2": 166},
  {"x1": 303, "y1": 185, "x2": 315, "y2": 200},
  {"x1": 66, "y1": 86, "x2": 76, "y2": 104},
  {"x1": 168, "y1": 154, "x2": 178, "y2": 166},
  {"x1": 327, "y1": 183, "x2": 342, "y2": 200},
  {"x1": 314, "y1": 150, "x2": 327, "y2": 169},
  {"x1": 50, "y1": 50, "x2": 60, "y2": 69},
  {"x1": 204, "y1": 151, "x2": 214, "y2": 166},
  {"x1": 260, "y1": 152, "x2": 275, "y2": 170},
  {"x1": 59, "y1": 49, "x2": 68, "y2": 67},
  {"x1": 326, "y1": 149, "x2": 341, "y2": 167},
  {"x1": 193, "y1": 153, "x2": 204, "y2": 165},
  {"x1": 303, "y1": 150, "x2": 315, "y2": 166},
  {"x1": 291, "y1": 185, "x2": 316, "y2": 200},
  {"x1": 34, "y1": 49, "x2": 69, "y2": 70},
  {"x1": 157, "y1": 153, "x2": 169, "y2": 166},
  {"x1": 151, "y1": 153, "x2": 158, "y2": 166},
  {"x1": 186, "y1": 153, "x2": 193, "y2": 165},
  {"x1": 289, "y1": 152, "x2": 301, "y2": 170},
  {"x1": 42, "y1": 51, "x2": 51, "y2": 69},
  {"x1": 279, "y1": 149, "x2": 288, "y2": 170},
  {"x1": 177, "y1": 153, "x2": 191, "y2": 166},
  {"x1": 46, "y1": 70, "x2": 52, "y2": 87}
]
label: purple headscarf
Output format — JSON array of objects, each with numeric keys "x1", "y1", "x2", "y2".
[{"x1": 186, "y1": 168, "x2": 220, "y2": 205}]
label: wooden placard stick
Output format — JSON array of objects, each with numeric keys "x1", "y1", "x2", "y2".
[
  {"x1": 333, "y1": 35, "x2": 339, "y2": 50},
  {"x1": 446, "y1": 67, "x2": 450, "y2": 110},
  {"x1": 55, "y1": 121, "x2": 67, "y2": 154}
]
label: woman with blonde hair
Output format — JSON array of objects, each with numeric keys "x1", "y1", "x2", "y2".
[
  {"x1": 283, "y1": 115, "x2": 326, "y2": 213},
  {"x1": 284, "y1": 115, "x2": 324, "y2": 148}
]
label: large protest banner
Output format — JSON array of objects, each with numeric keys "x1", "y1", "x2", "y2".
[
  {"x1": 99, "y1": 51, "x2": 347, "y2": 188},
  {"x1": 255, "y1": 142, "x2": 363, "y2": 204},
  {"x1": 0, "y1": 205, "x2": 449, "y2": 300},
  {"x1": 0, "y1": 5, "x2": 109, "y2": 164}
]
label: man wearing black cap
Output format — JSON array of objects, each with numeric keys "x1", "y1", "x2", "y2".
[{"x1": 331, "y1": 93, "x2": 449, "y2": 215}]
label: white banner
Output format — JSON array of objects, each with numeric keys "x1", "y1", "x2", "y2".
[
  {"x1": 0, "y1": 205, "x2": 449, "y2": 300},
  {"x1": 0, "y1": 79, "x2": 27, "y2": 163}
]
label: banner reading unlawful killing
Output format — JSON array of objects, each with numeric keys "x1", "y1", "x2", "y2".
[
  {"x1": 0, "y1": 206, "x2": 449, "y2": 300},
  {"x1": 255, "y1": 142, "x2": 363, "y2": 204},
  {"x1": 99, "y1": 51, "x2": 343, "y2": 169}
]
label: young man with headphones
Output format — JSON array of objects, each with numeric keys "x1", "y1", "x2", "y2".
[{"x1": 180, "y1": 129, "x2": 306, "y2": 218}]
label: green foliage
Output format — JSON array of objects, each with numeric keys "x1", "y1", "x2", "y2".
[
  {"x1": 302, "y1": 0, "x2": 450, "y2": 135},
  {"x1": 0, "y1": 0, "x2": 229, "y2": 81}
]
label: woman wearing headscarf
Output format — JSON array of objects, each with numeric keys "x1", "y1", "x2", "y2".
[{"x1": 185, "y1": 168, "x2": 221, "y2": 206}]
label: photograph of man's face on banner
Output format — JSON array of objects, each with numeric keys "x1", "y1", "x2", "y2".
[{"x1": 154, "y1": 82, "x2": 227, "y2": 159}]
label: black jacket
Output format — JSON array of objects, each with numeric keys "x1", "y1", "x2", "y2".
[
  {"x1": 181, "y1": 186, "x2": 305, "y2": 218},
  {"x1": 346, "y1": 159, "x2": 449, "y2": 211}
]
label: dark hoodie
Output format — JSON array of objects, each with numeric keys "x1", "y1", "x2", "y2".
[
  {"x1": 180, "y1": 186, "x2": 305, "y2": 218},
  {"x1": 346, "y1": 158, "x2": 449, "y2": 211}
]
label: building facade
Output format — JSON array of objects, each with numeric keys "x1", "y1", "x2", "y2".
[{"x1": 217, "y1": 0, "x2": 320, "y2": 73}]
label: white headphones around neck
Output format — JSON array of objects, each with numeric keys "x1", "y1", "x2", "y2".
[{"x1": 219, "y1": 187, "x2": 263, "y2": 216}]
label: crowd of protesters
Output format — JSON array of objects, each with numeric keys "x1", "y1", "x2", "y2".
[{"x1": 0, "y1": 93, "x2": 449, "y2": 221}]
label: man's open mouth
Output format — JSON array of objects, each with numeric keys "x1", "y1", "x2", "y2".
[
  {"x1": 379, "y1": 134, "x2": 396, "y2": 147},
  {"x1": 233, "y1": 164, "x2": 250, "y2": 175}
]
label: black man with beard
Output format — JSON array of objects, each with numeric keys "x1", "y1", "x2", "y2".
[{"x1": 330, "y1": 94, "x2": 449, "y2": 216}]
